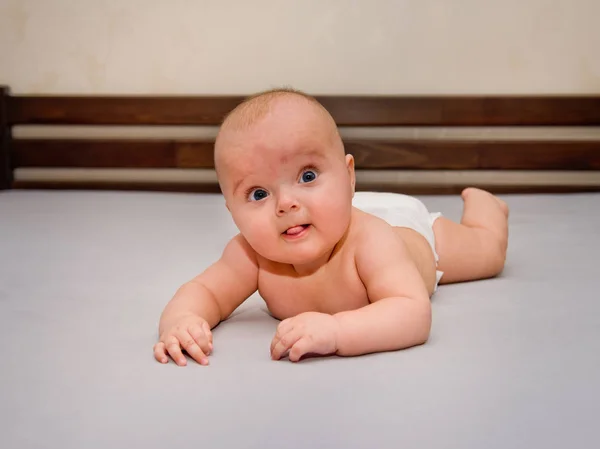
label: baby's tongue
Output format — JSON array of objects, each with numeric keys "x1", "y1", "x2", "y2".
[{"x1": 286, "y1": 225, "x2": 305, "y2": 235}]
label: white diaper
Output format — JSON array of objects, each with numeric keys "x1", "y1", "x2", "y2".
[{"x1": 352, "y1": 191, "x2": 444, "y2": 290}]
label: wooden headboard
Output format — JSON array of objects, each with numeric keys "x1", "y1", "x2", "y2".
[{"x1": 2, "y1": 85, "x2": 600, "y2": 194}]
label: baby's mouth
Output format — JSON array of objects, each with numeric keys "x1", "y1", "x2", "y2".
[{"x1": 283, "y1": 224, "x2": 310, "y2": 235}]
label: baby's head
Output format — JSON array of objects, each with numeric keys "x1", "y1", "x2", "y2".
[{"x1": 214, "y1": 88, "x2": 355, "y2": 268}]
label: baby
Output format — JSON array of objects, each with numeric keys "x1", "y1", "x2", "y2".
[{"x1": 154, "y1": 89, "x2": 509, "y2": 366}]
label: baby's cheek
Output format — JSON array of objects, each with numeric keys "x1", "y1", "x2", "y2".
[
  {"x1": 252, "y1": 230, "x2": 276, "y2": 255},
  {"x1": 241, "y1": 218, "x2": 277, "y2": 256},
  {"x1": 319, "y1": 195, "x2": 351, "y2": 229}
]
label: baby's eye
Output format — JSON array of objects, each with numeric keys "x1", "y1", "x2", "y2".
[
  {"x1": 248, "y1": 188, "x2": 268, "y2": 202},
  {"x1": 300, "y1": 170, "x2": 317, "y2": 183}
]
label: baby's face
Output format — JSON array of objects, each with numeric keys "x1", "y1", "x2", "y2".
[{"x1": 217, "y1": 98, "x2": 355, "y2": 267}]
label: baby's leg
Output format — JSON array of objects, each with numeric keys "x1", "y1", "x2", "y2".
[{"x1": 434, "y1": 188, "x2": 509, "y2": 284}]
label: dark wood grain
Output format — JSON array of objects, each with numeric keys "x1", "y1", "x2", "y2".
[
  {"x1": 320, "y1": 96, "x2": 600, "y2": 126},
  {"x1": 13, "y1": 138, "x2": 600, "y2": 170},
  {"x1": 347, "y1": 139, "x2": 600, "y2": 170},
  {"x1": 8, "y1": 94, "x2": 600, "y2": 126},
  {"x1": 8, "y1": 95, "x2": 245, "y2": 126},
  {"x1": 13, "y1": 139, "x2": 215, "y2": 168},
  {"x1": 12, "y1": 179, "x2": 600, "y2": 195},
  {"x1": 12, "y1": 180, "x2": 223, "y2": 194},
  {"x1": 0, "y1": 86, "x2": 12, "y2": 189}
]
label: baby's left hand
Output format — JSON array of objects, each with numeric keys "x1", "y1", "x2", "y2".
[{"x1": 270, "y1": 312, "x2": 340, "y2": 362}]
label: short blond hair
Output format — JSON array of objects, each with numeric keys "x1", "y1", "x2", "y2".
[{"x1": 219, "y1": 87, "x2": 325, "y2": 131}]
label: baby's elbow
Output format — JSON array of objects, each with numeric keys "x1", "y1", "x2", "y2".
[
  {"x1": 417, "y1": 327, "x2": 431, "y2": 346},
  {"x1": 415, "y1": 299, "x2": 432, "y2": 345},
  {"x1": 396, "y1": 297, "x2": 431, "y2": 347}
]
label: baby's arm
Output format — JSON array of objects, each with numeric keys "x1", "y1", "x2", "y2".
[
  {"x1": 155, "y1": 234, "x2": 259, "y2": 365},
  {"x1": 334, "y1": 226, "x2": 432, "y2": 356}
]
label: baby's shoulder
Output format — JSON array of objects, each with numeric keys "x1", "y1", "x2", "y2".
[
  {"x1": 349, "y1": 208, "x2": 411, "y2": 260},
  {"x1": 350, "y1": 207, "x2": 402, "y2": 244}
]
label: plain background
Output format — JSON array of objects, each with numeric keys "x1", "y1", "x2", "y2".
[{"x1": 1, "y1": 0, "x2": 599, "y2": 95}]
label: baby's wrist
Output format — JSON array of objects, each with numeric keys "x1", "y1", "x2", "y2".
[
  {"x1": 160, "y1": 312, "x2": 202, "y2": 332},
  {"x1": 332, "y1": 314, "x2": 346, "y2": 355}
]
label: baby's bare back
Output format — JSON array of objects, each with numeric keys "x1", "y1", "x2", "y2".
[{"x1": 256, "y1": 209, "x2": 438, "y2": 320}]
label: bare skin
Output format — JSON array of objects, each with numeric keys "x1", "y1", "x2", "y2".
[{"x1": 153, "y1": 92, "x2": 509, "y2": 366}]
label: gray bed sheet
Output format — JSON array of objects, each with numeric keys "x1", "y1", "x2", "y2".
[{"x1": 1, "y1": 190, "x2": 599, "y2": 449}]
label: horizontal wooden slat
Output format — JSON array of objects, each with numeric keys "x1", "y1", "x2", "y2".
[
  {"x1": 12, "y1": 139, "x2": 215, "y2": 168},
  {"x1": 8, "y1": 96, "x2": 244, "y2": 126},
  {"x1": 8, "y1": 95, "x2": 600, "y2": 126},
  {"x1": 347, "y1": 140, "x2": 600, "y2": 169},
  {"x1": 11, "y1": 180, "x2": 600, "y2": 195},
  {"x1": 319, "y1": 96, "x2": 600, "y2": 127},
  {"x1": 13, "y1": 138, "x2": 600, "y2": 170},
  {"x1": 12, "y1": 180, "x2": 221, "y2": 193}
]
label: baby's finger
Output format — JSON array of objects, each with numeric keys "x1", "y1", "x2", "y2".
[
  {"x1": 153, "y1": 342, "x2": 169, "y2": 364},
  {"x1": 178, "y1": 330, "x2": 209, "y2": 366},
  {"x1": 289, "y1": 337, "x2": 313, "y2": 362},
  {"x1": 270, "y1": 327, "x2": 291, "y2": 355},
  {"x1": 165, "y1": 337, "x2": 187, "y2": 366},
  {"x1": 201, "y1": 321, "x2": 213, "y2": 350},
  {"x1": 270, "y1": 334, "x2": 278, "y2": 356},
  {"x1": 270, "y1": 319, "x2": 294, "y2": 354},
  {"x1": 277, "y1": 318, "x2": 294, "y2": 336},
  {"x1": 188, "y1": 325, "x2": 212, "y2": 357},
  {"x1": 271, "y1": 329, "x2": 302, "y2": 360}
]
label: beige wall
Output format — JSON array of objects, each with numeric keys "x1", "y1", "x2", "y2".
[{"x1": 1, "y1": 0, "x2": 599, "y2": 95}]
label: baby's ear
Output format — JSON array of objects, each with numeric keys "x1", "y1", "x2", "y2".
[{"x1": 345, "y1": 154, "x2": 356, "y2": 194}]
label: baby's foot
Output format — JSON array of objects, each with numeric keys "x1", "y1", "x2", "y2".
[{"x1": 461, "y1": 187, "x2": 509, "y2": 218}]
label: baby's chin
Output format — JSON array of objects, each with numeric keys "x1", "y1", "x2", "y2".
[{"x1": 251, "y1": 242, "x2": 334, "y2": 266}]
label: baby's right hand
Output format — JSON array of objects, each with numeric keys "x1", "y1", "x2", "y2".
[{"x1": 154, "y1": 315, "x2": 213, "y2": 366}]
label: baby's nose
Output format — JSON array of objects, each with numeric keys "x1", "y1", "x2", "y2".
[{"x1": 276, "y1": 193, "x2": 299, "y2": 215}]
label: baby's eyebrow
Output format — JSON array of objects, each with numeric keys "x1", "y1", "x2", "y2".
[
  {"x1": 232, "y1": 177, "x2": 246, "y2": 195},
  {"x1": 298, "y1": 148, "x2": 326, "y2": 160}
]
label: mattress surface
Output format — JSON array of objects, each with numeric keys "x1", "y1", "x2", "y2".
[{"x1": 1, "y1": 190, "x2": 599, "y2": 449}]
